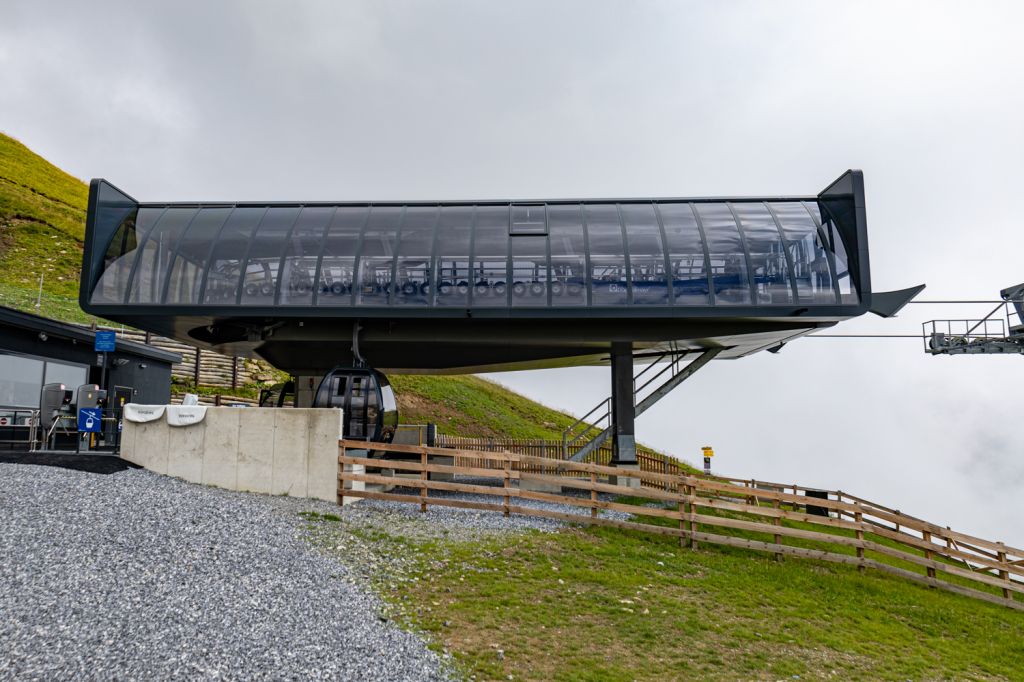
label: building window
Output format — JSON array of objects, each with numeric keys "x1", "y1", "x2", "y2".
[{"x1": 510, "y1": 204, "x2": 547, "y2": 235}]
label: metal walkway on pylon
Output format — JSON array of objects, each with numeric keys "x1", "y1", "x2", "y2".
[{"x1": 924, "y1": 282, "x2": 1024, "y2": 355}]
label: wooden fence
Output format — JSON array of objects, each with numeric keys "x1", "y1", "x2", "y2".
[
  {"x1": 434, "y1": 434, "x2": 680, "y2": 476},
  {"x1": 338, "y1": 439, "x2": 1024, "y2": 611}
]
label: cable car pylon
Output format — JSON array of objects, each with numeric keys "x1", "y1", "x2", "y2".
[{"x1": 924, "y1": 283, "x2": 1024, "y2": 355}]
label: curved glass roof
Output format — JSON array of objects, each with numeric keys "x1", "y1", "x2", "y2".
[{"x1": 87, "y1": 191, "x2": 859, "y2": 310}]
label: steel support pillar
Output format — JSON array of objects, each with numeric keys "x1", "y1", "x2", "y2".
[{"x1": 610, "y1": 342, "x2": 637, "y2": 465}]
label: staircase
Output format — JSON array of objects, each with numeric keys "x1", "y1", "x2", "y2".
[{"x1": 561, "y1": 347, "x2": 721, "y2": 462}]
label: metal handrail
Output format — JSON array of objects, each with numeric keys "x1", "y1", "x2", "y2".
[{"x1": 561, "y1": 397, "x2": 611, "y2": 458}]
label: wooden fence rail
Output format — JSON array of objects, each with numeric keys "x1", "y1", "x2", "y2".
[{"x1": 339, "y1": 439, "x2": 1024, "y2": 611}]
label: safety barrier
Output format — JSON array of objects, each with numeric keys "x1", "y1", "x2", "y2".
[{"x1": 338, "y1": 439, "x2": 1024, "y2": 611}]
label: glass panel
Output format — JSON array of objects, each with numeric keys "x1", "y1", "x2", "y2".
[
  {"x1": 695, "y1": 203, "x2": 750, "y2": 305},
  {"x1": 769, "y1": 202, "x2": 836, "y2": 304},
  {"x1": 0, "y1": 353, "x2": 44, "y2": 407},
  {"x1": 202, "y1": 207, "x2": 267, "y2": 304},
  {"x1": 585, "y1": 204, "x2": 627, "y2": 306},
  {"x1": 434, "y1": 206, "x2": 473, "y2": 307},
  {"x1": 620, "y1": 203, "x2": 668, "y2": 305},
  {"x1": 657, "y1": 203, "x2": 709, "y2": 305},
  {"x1": 547, "y1": 204, "x2": 587, "y2": 306},
  {"x1": 278, "y1": 206, "x2": 335, "y2": 306},
  {"x1": 355, "y1": 207, "x2": 402, "y2": 306},
  {"x1": 510, "y1": 232, "x2": 548, "y2": 307},
  {"x1": 510, "y1": 204, "x2": 547, "y2": 235},
  {"x1": 128, "y1": 208, "x2": 198, "y2": 303},
  {"x1": 239, "y1": 207, "x2": 300, "y2": 305},
  {"x1": 471, "y1": 205, "x2": 509, "y2": 307},
  {"x1": 393, "y1": 206, "x2": 438, "y2": 306},
  {"x1": 380, "y1": 383, "x2": 397, "y2": 413},
  {"x1": 318, "y1": 207, "x2": 370, "y2": 305},
  {"x1": 811, "y1": 202, "x2": 859, "y2": 304},
  {"x1": 43, "y1": 360, "x2": 87, "y2": 390},
  {"x1": 165, "y1": 207, "x2": 232, "y2": 304},
  {"x1": 90, "y1": 207, "x2": 158, "y2": 304},
  {"x1": 732, "y1": 202, "x2": 793, "y2": 305}
]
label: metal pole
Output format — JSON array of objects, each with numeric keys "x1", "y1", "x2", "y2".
[{"x1": 610, "y1": 342, "x2": 637, "y2": 465}]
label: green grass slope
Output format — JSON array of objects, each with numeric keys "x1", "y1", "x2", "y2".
[
  {"x1": 307, "y1": 516, "x2": 1024, "y2": 681},
  {"x1": 391, "y1": 374, "x2": 586, "y2": 440},
  {"x1": 0, "y1": 132, "x2": 90, "y2": 315}
]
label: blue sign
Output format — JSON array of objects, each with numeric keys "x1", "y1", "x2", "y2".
[
  {"x1": 78, "y1": 407, "x2": 102, "y2": 433},
  {"x1": 94, "y1": 330, "x2": 116, "y2": 352}
]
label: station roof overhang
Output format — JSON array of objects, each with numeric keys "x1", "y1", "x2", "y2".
[{"x1": 0, "y1": 305, "x2": 182, "y2": 365}]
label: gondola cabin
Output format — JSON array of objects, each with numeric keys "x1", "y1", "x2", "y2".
[{"x1": 258, "y1": 367, "x2": 398, "y2": 443}]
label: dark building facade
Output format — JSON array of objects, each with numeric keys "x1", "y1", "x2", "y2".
[{"x1": 0, "y1": 305, "x2": 181, "y2": 424}]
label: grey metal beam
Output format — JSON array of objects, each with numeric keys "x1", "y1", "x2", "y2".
[
  {"x1": 635, "y1": 347, "x2": 722, "y2": 415},
  {"x1": 568, "y1": 346, "x2": 723, "y2": 462}
]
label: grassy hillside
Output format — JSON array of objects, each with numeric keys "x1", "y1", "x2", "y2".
[
  {"x1": 304, "y1": 511, "x2": 1024, "y2": 681},
  {"x1": 0, "y1": 132, "x2": 92, "y2": 318},
  {"x1": 391, "y1": 374, "x2": 585, "y2": 440}
]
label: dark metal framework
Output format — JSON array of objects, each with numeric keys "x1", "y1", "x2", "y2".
[{"x1": 79, "y1": 171, "x2": 887, "y2": 374}]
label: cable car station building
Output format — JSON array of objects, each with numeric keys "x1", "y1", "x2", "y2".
[{"x1": 80, "y1": 170, "x2": 919, "y2": 464}]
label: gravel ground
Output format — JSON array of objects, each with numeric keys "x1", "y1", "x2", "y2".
[
  {"x1": 342, "y1": 476, "x2": 633, "y2": 541},
  {"x1": 0, "y1": 464, "x2": 453, "y2": 681},
  {"x1": 0, "y1": 463, "x2": 639, "y2": 680}
]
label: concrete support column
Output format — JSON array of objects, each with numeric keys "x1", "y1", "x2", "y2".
[{"x1": 610, "y1": 342, "x2": 637, "y2": 465}]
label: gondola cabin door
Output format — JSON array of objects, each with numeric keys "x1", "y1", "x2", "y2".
[{"x1": 312, "y1": 368, "x2": 397, "y2": 442}]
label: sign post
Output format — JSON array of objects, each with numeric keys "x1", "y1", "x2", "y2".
[
  {"x1": 78, "y1": 407, "x2": 102, "y2": 434},
  {"x1": 701, "y1": 445, "x2": 714, "y2": 476},
  {"x1": 94, "y1": 330, "x2": 116, "y2": 400}
]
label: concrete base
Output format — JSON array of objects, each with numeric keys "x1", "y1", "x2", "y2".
[
  {"x1": 608, "y1": 463, "x2": 641, "y2": 489},
  {"x1": 519, "y1": 475, "x2": 564, "y2": 494},
  {"x1": 427, "y1": 455, "x2": 454, "y2": 482},
  {"x1": 339, "y1": 463, "x2": 365, "y2": 505},
  {"x1": 121, "y1": 407, "x2": 344, "y2": 503}
]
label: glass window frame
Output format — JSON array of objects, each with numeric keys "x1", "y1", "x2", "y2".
[
  {"x1": 126, "y1": 207, "x2": 201, "y2": 305},
  {"x1": 275, "y1": 205, "x2": 338, "y2": 306},
  {"x1": 800, "y1": 201, "x2": 844, "y2": 304},
  {"x1": 236, "y1": 206, "x2": 302, "y2": 306},
  {"x1": 509, "y1": 203, "x2": 548, "y2": 236},
  {"x1": 392, "y1": 205, "x2": 440, "y2": 307},
  {"x1": 161, "y1": 206, "x2": 234, "y2": 305},
  {"x1": 314, "y1": 206, "x2": 373, "y2": 307}
]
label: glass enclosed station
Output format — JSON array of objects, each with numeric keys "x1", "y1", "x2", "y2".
[{"x1": 80, "y1": 171, "x2": 918, "y2": 455}]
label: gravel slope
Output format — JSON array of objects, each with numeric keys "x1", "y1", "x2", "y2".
[{"x1": 0, "y1": 464, "x2": 452, "y2": 681}]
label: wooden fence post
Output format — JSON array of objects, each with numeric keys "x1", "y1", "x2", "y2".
[
  {"x1": 998, "y1": 544, "x2": 1011, "y2": 600},
  {"x1": 590, "y1": 471, "x2": 598, "y2": 521},
  {"x1": 503, "y1": 458, "x2": 511, "y2": 518},
  {"x1": 854, "y1": 506, "x2": 865, "y2": 573},
  {"x1": 420, "y1": 447, "x2": 428, "y2": 513},
  {"x1": 923, "y1": 530, "x2": 936, "y2": 585},
  {"x1": 678, "y1": 482, "x2": 685, "y2": 547},
  {"x1": 337, "y1": 441, "x2": 345, "y2": 507},
  {"x1": 772, "y1": 497, "x2": 782, "y2": 561},
  {"x1": 687, "y1": 483, "x2": 697, "y2": 550}
]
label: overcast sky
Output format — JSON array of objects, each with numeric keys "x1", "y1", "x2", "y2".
[{"x1": 3, "y1": 0, "x2": 1023, "y2": 544}]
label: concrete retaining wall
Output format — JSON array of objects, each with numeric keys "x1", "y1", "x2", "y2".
[{"x1": 121, "y1": 407, "x2": 344, "y2": 503}]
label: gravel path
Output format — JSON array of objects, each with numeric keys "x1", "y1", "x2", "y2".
[
  {"x1": 341, "y1": 476, "x2": 633, "y2": 542},
  {"x1": 0, "y1": 464, "x2": 452, "y2": 681}
]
